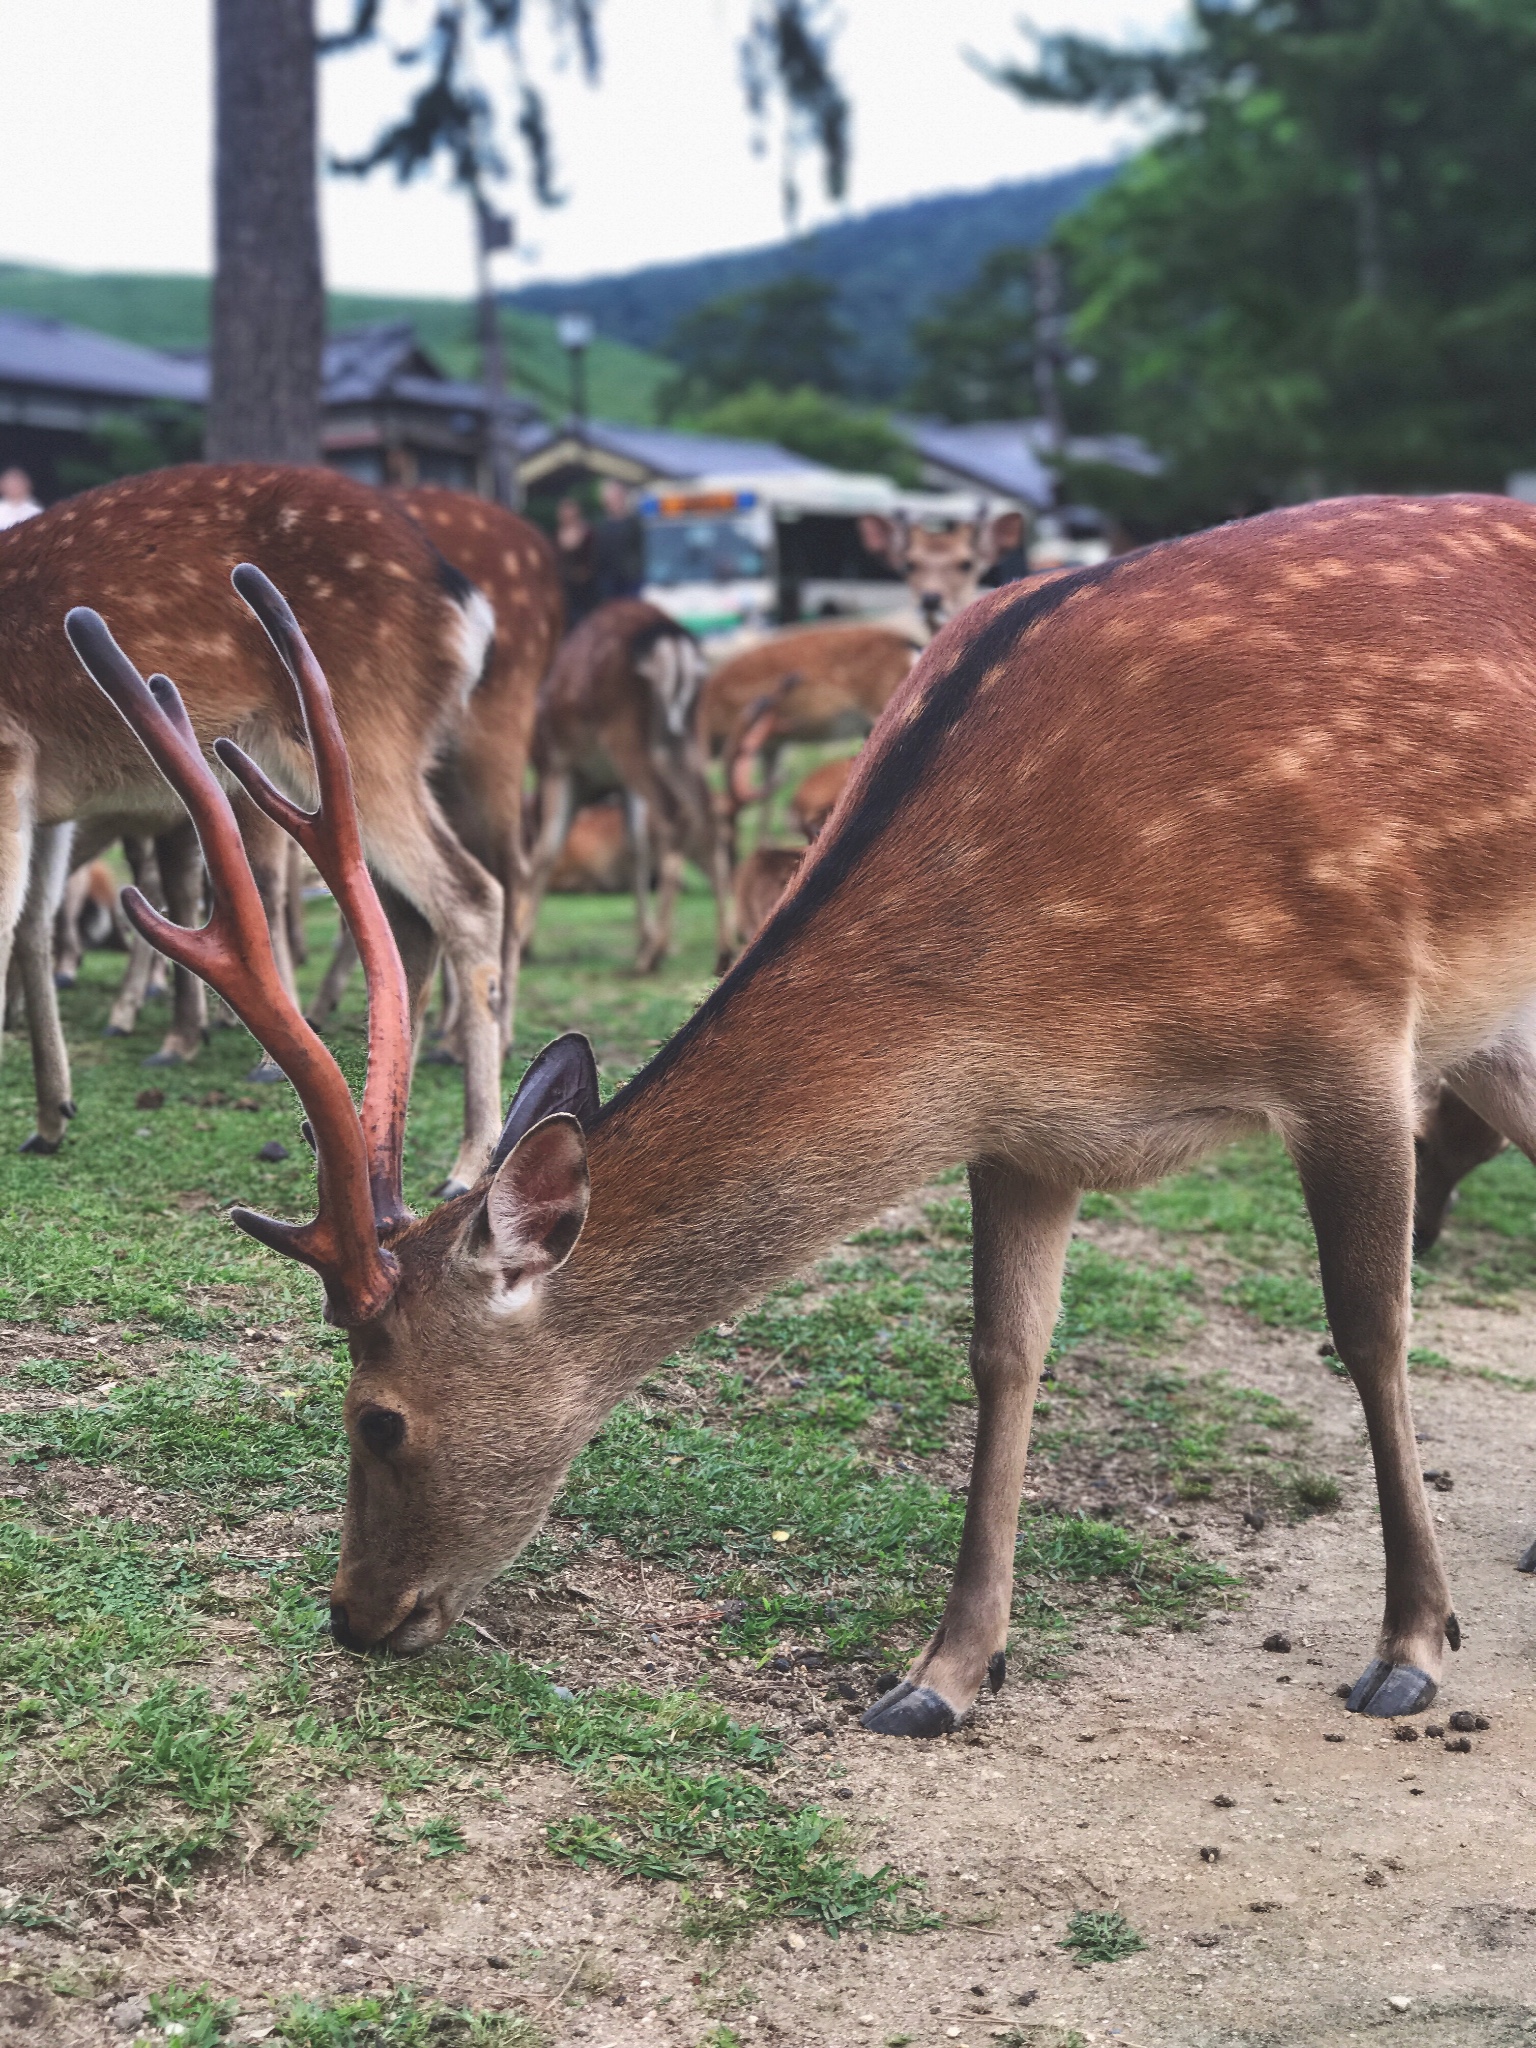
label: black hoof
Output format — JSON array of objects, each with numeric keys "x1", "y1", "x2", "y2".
[
  {"x1": 101, "y1": 1024, "x2": 129, "y2": 1039},
  {"x1": 19, "y1": 1132, "x2": 62, "y2": 1155},
  {"x1": 434, "y1": 1178, "x2": 470, "y2": 1201},
  {"x1": 987, "y1": 1651, "x2": 1006, "y2": 1694},
  {"x1": 245, "y1": 1059, "x2": 286, "y2": 1084},
  {"x1": 1346, "y1": 1659, "x2": 1437, "y2": 1717},
  {"x1": 860, "y1": 1682, "x2": 957, "y2": 1739},
  {"x1": 1518, "y1": 1538, "x2": 1536, "y2": 1574},
  {"x1": 142, "y1": 1049, "x2": 185, "y2": 1069},
  {"x1": 53, "y1": 971, "x2": 75, "y2": 990}
]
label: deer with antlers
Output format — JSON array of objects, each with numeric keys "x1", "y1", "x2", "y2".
[
  {"x1": 0, "y1": 464, "x2": 503, "y2": 1192},
  {"x1": 72, "y1": 495, "x2": 1536, "y2": 1736}
]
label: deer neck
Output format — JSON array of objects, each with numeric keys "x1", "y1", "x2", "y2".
[{"x1": 549, "y1": 973, "x2": 946, "y2": 1385}]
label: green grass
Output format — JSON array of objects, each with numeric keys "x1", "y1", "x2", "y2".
[
  {"x1": 0, "y1": 262, "x2": 671, "y2": 427},
  {"x1": 1059, "y1": 1908, "x2": 1146, "y2": 1966},
  {"x1": 137, "y1": 1984, "x2": 542, "y2": 2047}
]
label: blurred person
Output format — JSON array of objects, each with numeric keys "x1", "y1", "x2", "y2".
[
  {"x1": 554, "y1": 495, "x2": 598, "y2": 627},
  {"x1": 0, "y1": 466, "x2": 41, "y2": 530},
  {"x1": 593, "y1": 477, "x2": 646, "y2": 602}
]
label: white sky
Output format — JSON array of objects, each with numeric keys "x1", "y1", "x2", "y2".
[{"x1": 0, "y1": 1, "x2": 1181, "y2": 299}]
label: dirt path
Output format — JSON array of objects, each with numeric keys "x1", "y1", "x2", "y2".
[{"x1": 8, "y1": 1243, "x2": 1536, "y2": 2048}]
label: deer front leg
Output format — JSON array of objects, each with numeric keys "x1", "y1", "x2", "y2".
[
  {"x1": 628, "y1": 792, "x2": 662, "y2": 973},
  {"x1": 144, "y1": 820, "x2": 208, "y2": 1068},
  {"x1": 518, "y1": 769, "x2": 574, "y2": 955},
  {"x1": 864, "y1": 1164, "x2": 1079, "y2": 1737},
  {"x1": 1292, "y1": 1090, "x2": 1454, "y2": 1717},
  {"x1": 1412, "y1": 1082, "x2": 1507, "y2": 1255},
  {"x1": 16, "y1": 823, "x2": 78, "y2": 1153},
  {"x1": 305, "y1": 923, "x2": 359, "y2": 1032}
]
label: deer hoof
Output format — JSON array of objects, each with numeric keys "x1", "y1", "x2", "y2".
[
  {"x1": 1346, "y1": 1658, "x2": 1437, "y2": 1717},
  {"x1": 101, "y1": 1023, "x2": 129, "y2": 1039},
  {"x1": 1517, "y1": 1538, "x2": 1536, "y2": 1573},
  {"x1": 245, "y1": 1058, "x2": 286, "y2": 1085},
  {"x1": 860, "y1": 1682, "x2": 957, "y2": 1739},
  {"x1": 18, "y1": 1131, "x2": 62, "y2": 1155},
  {"x1": 434, "y1": 1177, "x2": 470, "y2": 1201},
  {"x1": 142, "y1": 1048, "x2": 185, "y2": 1068},
  {"x1": 987, "y1": 1651, "x2": 1006, "y2": 1694},
  {"x1": 53, "y1": 970, "x2": 76, "y2": 990}
]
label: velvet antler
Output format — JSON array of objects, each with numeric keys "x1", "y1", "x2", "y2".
[{"x1": 64, "y1": 569, "x2": 412, "y2": 1326}]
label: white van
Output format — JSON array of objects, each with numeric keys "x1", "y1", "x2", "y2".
[{"x1": 639, "y1": 469, "x2": 1018, "y2": 651}]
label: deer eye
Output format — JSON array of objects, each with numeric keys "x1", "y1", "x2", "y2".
[
  {"x1": 357, "y1": 1405, "x2": 406, "y2": 1456},
  {"x1": 957, "y1": 558, "x2": 975, "y2": 573}
]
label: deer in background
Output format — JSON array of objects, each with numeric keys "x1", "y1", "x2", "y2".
[
  {"x1": 305, "y1": 488, "x2": 563, "y2": 1061},
  {"x1": 74, "y1": 494, "x2": 1536, "y2": 1738},
  {"x1": 523, "y1": 599, "x2": 734, "y2": 973},
  {"x1": 732, "y1": 755, "x2": 855, "y2": 944},
  {"x1": 858, "y1": 507, "x2": 1026, "y2": 636},
  {"x1": 0, "y1": 463, "x2": 504, "y2": 1194},
  {"x1": 701, "y1": 624, "x2": 917, "y2": 850}
]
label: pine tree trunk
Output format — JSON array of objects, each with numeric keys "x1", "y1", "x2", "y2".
[{"x1": 206, "y1": 0, "x2": 323, "y2": 464}]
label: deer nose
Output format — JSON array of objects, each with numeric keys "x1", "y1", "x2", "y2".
[
  {"x1": 920, "y1": 592, "x2": 944, "y2": 625},
  {"x1": 330, "y1": 1599, "x2": 364, "y2": 1652}
]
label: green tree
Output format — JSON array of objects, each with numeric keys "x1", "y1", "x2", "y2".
[
  {"x1": 662, "y1": 276, "x2": 849, "y2": 412},
  {"x1": 989, "y1": 0, "x2": 1536, "y2": 531},
  {"x1": 685, "y1": 383, "x2": 919, "y2": 481},
  {"x1": 906, "y1": 246, "x2": 1038, "y2": 421}
]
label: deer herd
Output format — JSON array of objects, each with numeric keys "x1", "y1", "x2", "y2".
[{"x1": 4, "y1": 462, "x2": 1534, "y2": 1743}]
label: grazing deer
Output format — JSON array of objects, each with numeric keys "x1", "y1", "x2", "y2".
[
  {"x1": 75, "y1": 496, "x2": 1536, "y2": 1737},
  {"x1": 703, "y1": 624, "x2": 918, "y2": 847},
  {"x1": 524, "y1": 599, "x2": 733, "y2": 974},
  {"x1": 306, "y1": 489, "x2": 563, "y2": 1057},
  {"x1": 858, "y1": 509, "x2": 1026, "y2": 634},
  {"x1": 0, "y1": 463, "x2": 504, "y2": 1192}
]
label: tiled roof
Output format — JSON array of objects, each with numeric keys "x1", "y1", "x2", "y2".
[
  {"x1": 518, "y1": 419, "x2": 829, "y2": 478},
  {"x1": 0, "y1": 311, "x2": 206, "y2": 403}
]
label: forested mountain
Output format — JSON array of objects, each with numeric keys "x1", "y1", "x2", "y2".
[{"x1": 508, "y1": 165, "x2": 1114, "y2": 401}]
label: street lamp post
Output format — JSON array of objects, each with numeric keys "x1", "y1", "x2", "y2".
[
  {"x1": 557, "y1": 312, "x2": 595, "y2": 445},
  {"x1": 475, "y1": 197, "x2": 522, "y2": 509}
]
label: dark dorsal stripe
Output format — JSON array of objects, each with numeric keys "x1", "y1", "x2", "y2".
[{"x1": 595, "y1": 551, "x2": 1141, "y2": 1128}]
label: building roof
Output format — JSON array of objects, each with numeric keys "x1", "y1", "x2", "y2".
[
  {"x1": 893, "y1": 416, "x2": 1163, "y2": 508},
  {"x1": 322, "y1": 323, "x2": 538, "y2": 420},
  {"x1": 521, "y1": 418, "x2": 830, "y2": 483},
  {"x1": 0, "y1": 310, "x2": 206, "y2": 404}
]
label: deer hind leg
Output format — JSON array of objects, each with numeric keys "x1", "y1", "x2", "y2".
[
  {"x1": 1430, "y1": 1036, "x2": 1536, "y2": 1574},
  {"x1": 144, "y1": 820, "x2": 209, "y2": 1068},
  {"x1": 284, "y1": 836, "x2": 309, "y2": 966},
  {"x1": 1413, "y1": 1082, "x2": 1507, "y2": 1255},
  {"x1": 369, "y1": 794, "x2": 504, "y2": 1198},
  {"x1": 1289, "y1": 1083, "x2": 1454, "y2": 1717},
  {"x1": 16, "y1": 823, "x2": 78, "y2": 1153},
  {"x1": 104, "y1": 837, "x2": 164, "y2": 1038},
  {"x1": 306, "y1": 924, "x2": 359, "y2": 1032},
  {"x1": 628, "y1": 793, "x2": 663, "y2": 973},
  {"x1": 864, "y1": 1164, "x2": 1079, "y2": 1737}
]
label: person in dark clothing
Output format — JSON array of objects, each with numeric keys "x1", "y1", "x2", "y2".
[
  {"x1": 592, "y1": 478, "x2": 646, "y2": 602},
  {"x1": 555, "y1": 497, "x2": 599, "y2": 628}
]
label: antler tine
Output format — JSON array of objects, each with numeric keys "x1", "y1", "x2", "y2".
[
  {"x1": 63, "y1": 606, "x2": 399, "y2": 1329},
  {"x1": 221, "y1": 563, "x2": 412, "y2": 1234}
]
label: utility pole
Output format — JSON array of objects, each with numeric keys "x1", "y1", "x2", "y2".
[
  {"x1": 1030, "y1": 246, "x2": 1069, "y2": 458},
  {"x1": 474, "y1": 197, "x2": 521, "y2": 509}
]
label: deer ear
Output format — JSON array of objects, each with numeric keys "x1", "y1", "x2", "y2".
[
  {"x1": 859, "y1": 514, "x2": 904, "y2": 569},
  {"x1": 481, "y1": 1113, "x2": 590, "y2": 1312},
  {"x1": 492, "y1": 1033, "x2": 599, "y2": 1169}
]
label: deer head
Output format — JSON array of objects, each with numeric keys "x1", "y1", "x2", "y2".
[
  {"x1": 67, "y1": 568, "x2": 606, "y2": 1654},
  {"x1": 860, "y1": 508, "x2": 1025, "y2": 632}
]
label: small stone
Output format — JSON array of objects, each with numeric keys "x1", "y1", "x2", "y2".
[
  {"x1": 769, "y1": 1655, "x2": 792, "y2": 1673},
  {"x1": 337, "y1": 1933, "x2": 363, "y2": 1953},
  {"x1": 874, "y1": 1670, "x2": 899, "y2": 1695},
  {"x1": 1445, "y1": 1735, "x2": 1472, "y2": 1753},
  {"x1": 1425, "y1": 1722, "x2": 1445, "y2": 1738},
  {"x1": 1388, "y1": 1996, "x2": 1412, "y2": 2013},
  {"x1": 1200, "y1": 1845, "x2": 1221, "y2": 1863},
  {"x1": 1262, "y1": 1632, "x2": 1291, "y2": 1653},
  {"x1": 970, "y1": 1983, "x2": 987, "y2": 1996},
  {"x1": 256, "y1": 1139, "x2": 289, "y2": 1162},
  {"x1": 551, "y1": 1685, "x2": 575, "y2": 1701},
  {"x1": 1364, "y1": 1869, "x2": 1387, "y2": 1887},
  {"x1": 1474, "y1": 1715, "x2": 1490, "y2": 1731},
  {"x1": 1394, "y1": 1725, "x2": 1420, "y2": 1742},
  {"x1": 1335, "y1": 1683, "x2": 1353, "y2": 1699},
  {"x1": 111, "y1": 1998, "x2": 150, "y2": 2034},
  {"x1": 785, "y1": 1931, "x2": 806, "y2": 1952},
  {"x1": 134, "y1": 1087, "x2": 165, "y2": 1110},
  {"x1": 1448, "y1": 1711, "x2": 1479, "y2": 1733},
  {"x1": 1213, "y1": 1793, "x2": 1236, "y2": 1808},
  {"x1": 486, "y1": 1956, "x2": 508, "y2": 1970},
  {"x1": 1324, "y1": 1732, "x2": 1346, "y2": 1743},
  {"x1": 1249, "y1": 1899, "x2": 1283, "y2": 1913}
]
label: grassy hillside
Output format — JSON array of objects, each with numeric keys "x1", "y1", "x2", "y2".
[
  {"x1": 0, "y1": 264, "x2": 671, "y2": 425},
  {"x1": 510, "y1": 164, "x2": 1117, "y2": 401}
]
